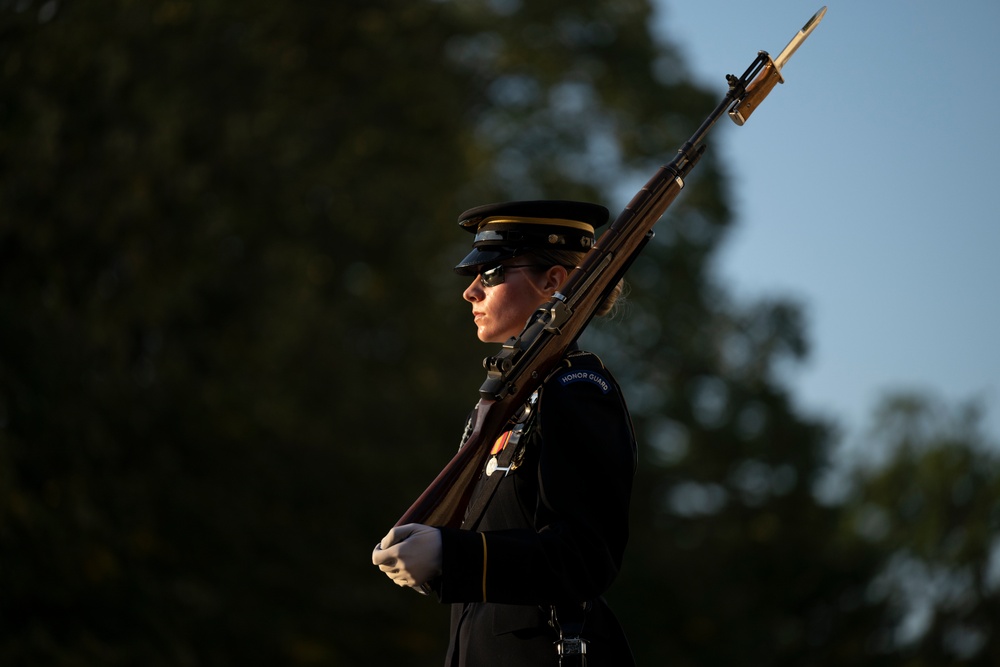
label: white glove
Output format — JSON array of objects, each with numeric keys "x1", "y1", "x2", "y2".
[{"x1": 372, "y1": 523, "x2": 442, "y2": 590}]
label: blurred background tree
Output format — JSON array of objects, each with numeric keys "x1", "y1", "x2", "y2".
[
  {"x1": 1, "y1": 0, "x2": 996, "y2": 665},
  {"x1": 836, "y1": 393, "x2": 1000, "y2": 666}
]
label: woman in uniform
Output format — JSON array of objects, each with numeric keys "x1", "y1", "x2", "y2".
[{"x1": 373, "y1": 200, "x2": 637, "y2": 666}]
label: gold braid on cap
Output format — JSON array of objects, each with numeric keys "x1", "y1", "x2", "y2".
[{"x1": 474, "y1": 216, "x2": 595, "y2": 233}]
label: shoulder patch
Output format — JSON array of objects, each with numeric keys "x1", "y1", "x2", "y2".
[{"x1": 555, "y1": 368, "x2": 611, "y2": 394}]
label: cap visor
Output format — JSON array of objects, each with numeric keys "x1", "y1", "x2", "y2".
[{"x1": 453, "y1": 247, "x2": 517, "y2": 275}]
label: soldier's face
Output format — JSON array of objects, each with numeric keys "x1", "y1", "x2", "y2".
[{"x1": 462, "y1": 262, "x2": 566, "y2": 343}]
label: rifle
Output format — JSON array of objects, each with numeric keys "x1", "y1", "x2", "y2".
[{"x1": 393, "y1": 7, "x2": 827, "y2": 530}]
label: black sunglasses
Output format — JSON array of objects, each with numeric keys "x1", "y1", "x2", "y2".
[{"x1": 478, "y1": 264, "x2": 549, "y2": 288}]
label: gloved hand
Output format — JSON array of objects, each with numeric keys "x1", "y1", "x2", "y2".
[{"x1": 372, "y1": 523, "x2": 442, "y2": 590}]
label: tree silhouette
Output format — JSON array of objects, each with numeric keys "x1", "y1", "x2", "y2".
[{"x1": 841, "y1": 392, "x2": 1000, "y2": 665}]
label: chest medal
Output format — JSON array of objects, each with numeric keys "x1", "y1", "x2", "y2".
[
  {"x1": 485, "y1": 393, "x2": 536, "y2": 477},
  {"x1": 485, "y1": 425, "x2": 527, "y2": 477},
  {"x1": 486, "y1": 430, "x2": 511, "y2": 477}
]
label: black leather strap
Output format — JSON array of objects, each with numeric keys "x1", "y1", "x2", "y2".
[{"x1": 460, "y1": 419, "x2": 527, "y2": 530}]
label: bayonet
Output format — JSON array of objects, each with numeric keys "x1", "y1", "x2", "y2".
[
  {"x1": 775, "y1": 6, "x2": 827, "y2": 70},
  {"x1": 729, "y1": 6, "x2": 827, "y2": 126}
]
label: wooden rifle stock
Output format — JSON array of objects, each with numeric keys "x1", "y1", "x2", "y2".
[{"x1": 393, "y1": 21, "x2": 822, "y2": 528}]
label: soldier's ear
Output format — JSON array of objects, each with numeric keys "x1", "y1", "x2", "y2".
[{"x1": 542, "y1": 265, "x2": 569, "y2": 294}]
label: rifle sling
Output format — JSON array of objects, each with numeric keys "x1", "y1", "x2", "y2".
[{"x1": 460, "y1": 407, "x2": 533, "y2": 531}]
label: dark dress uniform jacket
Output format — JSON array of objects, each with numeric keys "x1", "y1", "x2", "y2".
[{"x1": 431, "y1": 350, "x2": 637, "y2": 666}]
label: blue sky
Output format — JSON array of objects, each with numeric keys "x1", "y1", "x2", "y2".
[{"x1": 643, "y1": 1, "x2": 1000, "y2": 449}]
